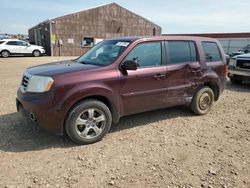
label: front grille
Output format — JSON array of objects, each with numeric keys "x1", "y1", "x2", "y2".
[
  {"x1": 22, "y1": 75, "x2": 29, "y2": 87},
  {"x1": 236, "y1": 59, "x2": 250, "y2": 70},
  {"x1": 20, "y1": 71, "x2": 31, "y2": 92}
]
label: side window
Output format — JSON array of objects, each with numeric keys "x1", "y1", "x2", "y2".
[
  {"x1": 6, "y1": 41, "x2": 18, "y2": 46},
  {"x1": 16, "y1": 41, "x2": 26, "y2": 46},
  {"x1": 167, "y1": 41, "x2": 197, "y2": 64},
  {"x1": 123, "y1": 42, "x2": 162, "y2": 67},
  {"x1": 202, "y1": 42, "x2": 221, "y2": 62}
]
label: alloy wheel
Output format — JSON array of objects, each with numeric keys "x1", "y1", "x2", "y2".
[{"x1": 74, "y1": 108, "x2": 106, "y2": 139}]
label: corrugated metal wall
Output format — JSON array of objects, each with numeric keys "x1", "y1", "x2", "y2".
[
  {"x1": 28, "y1": 21, "x2": 51, "y2": 55},
  {"x1": 49, "y1": 3, "x2": 161, "y2": 56}
]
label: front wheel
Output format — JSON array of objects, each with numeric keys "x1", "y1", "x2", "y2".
[
  {"x1": 191, "y1": 86, "x2": 214, "y2": 115},
  {"x1": 33, "y1": 50, "x2": 41, "y2": 57},
  {"x1": 65, "y1": 99, "x2": 112, "y2": 144}
]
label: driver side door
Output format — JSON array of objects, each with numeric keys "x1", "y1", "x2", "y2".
[
  {"x1": 16, "y1": 41, "x2": 30, "y2": 54},
  {"x1": 119, "y1": 41, "x2": 167, "y2": 116}
]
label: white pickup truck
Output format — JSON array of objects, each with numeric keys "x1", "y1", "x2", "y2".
[
  {"x1": 0, "y1": 39, "x2": 45, "y2": 58},
  {"x1": 228, "y1": 53, "x2": 250, "y2": 84}
]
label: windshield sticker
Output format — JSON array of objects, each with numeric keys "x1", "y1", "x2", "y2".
[{"x1": 116, "y1": 42, "x2": 129, "y2": 47}]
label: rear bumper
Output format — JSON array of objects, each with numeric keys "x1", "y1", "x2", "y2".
[{"x1": 16, "y1": 89, "x2": 65, "y2": 135}]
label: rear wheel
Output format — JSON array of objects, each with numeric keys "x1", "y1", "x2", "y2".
[
  {"x1": 230, "y1": 77, "x2": 242, "y2": 85},
  {"x1": 1, "y1": 50, "x2": 10, "y2": 58},
  {"x1": 65, "y1": 99, "x2": 112, "y2": 144},
  {"x1": 191, "y1": 86, "x2": 214, "y2": 115},
  {"x1": 33, "y1": 50, "x2": 41, "y2": 57}
]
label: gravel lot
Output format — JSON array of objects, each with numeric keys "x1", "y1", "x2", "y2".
[{"x1": 0, "y1": 56, "x2": 249, "y2": 188}]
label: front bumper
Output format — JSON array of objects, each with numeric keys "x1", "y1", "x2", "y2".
[
  {"x1": 41, "y1": 49, "x2": 45, "y2": 54},
  {"x1": 228, "y1": 69, "x2": 250, "y2": 77},
  {"x1": 16, "y1": 89, "x2": 65, "y2": 135},
  {"x1": 228, "y1": 66, "x2": 250, "y2": 81}
]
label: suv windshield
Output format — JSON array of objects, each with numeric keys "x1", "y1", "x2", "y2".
[{"x1": 77, "y1": 40, "x2": 131, "y2": 66}]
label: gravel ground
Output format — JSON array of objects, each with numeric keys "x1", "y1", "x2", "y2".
[{"x1": 0, "y1": 56, "x2": 249, "y2": 188}]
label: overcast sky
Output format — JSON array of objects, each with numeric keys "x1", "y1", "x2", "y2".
[{"x1": 1, "y1": 0, "x2": 250, "y2": 35}]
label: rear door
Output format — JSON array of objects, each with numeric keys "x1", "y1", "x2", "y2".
[
  {"x1": 201, "y1": 41, "x2": 224, "y2": 75},
  {"x1": 5, "y1": 41, "x2": 20, "y2": 53},
  {"x1": 165, "y1": 40, "x2": 201, "y2": 106},
  {"x1": 119, "y1": 41, "x2": 167, "y2": 115}
]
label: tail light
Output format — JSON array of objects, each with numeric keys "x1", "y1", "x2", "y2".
[{"x1": 224, "y1": 63, "x2": 228, "y2": 78}]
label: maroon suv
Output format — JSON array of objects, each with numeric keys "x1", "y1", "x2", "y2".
[{"x1": 17, "y1": 36, "x2": 227, "y2": 144}]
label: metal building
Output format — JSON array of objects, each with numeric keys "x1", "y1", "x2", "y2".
[{"x1": 28, "y1": 3, "x2": 161, "y2": 56}]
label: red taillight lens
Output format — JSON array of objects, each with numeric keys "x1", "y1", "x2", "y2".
[{"x1": 224, "y1": 64, "x2": 228, "y2": 78}]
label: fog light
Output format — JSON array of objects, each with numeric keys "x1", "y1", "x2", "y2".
[{"x1": 29, "y1": 112, "x2": 36, "y2": 121}]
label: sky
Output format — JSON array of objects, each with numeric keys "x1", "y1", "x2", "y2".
[{"x1": 0, "y1": 0, "x2": 250, "y2": 35}]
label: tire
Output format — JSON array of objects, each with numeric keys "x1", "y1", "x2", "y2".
[
  {"x1": 65, "y1": 99, "x2": 112, "y2": 144},
  {"x1": 1, "y1": 50, "x2": 10, "y2": 58},
  {"x1": 230, "y1": 78, "x2": 242, "y2": 85},
  {"x1": 33, "y1": 50, "x2": 41, "y2": 57},
  {"x1": 191, "y1": 86, "x2": 214, "y2": 115}
]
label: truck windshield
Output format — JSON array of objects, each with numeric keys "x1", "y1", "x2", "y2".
[{"x1": 76, "y1": 40, "x2": 131, "y2": 66}]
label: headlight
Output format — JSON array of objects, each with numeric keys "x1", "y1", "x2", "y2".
[
  {"x1": 27, "y1": 75, "x2": 54, "y2": 93},
  {"x1": 229, "y1": 58, "x2": 236, "y2": 66}
]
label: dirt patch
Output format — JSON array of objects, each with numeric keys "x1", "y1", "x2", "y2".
[{"x1": 0, "y1": 57, "x2": 249, "y2": 188}]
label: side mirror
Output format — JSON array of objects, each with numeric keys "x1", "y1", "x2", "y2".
[{"x1": 120, "y1": 60, "x2": 137, "y2": 71}]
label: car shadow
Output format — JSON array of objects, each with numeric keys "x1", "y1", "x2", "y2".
[
  {"x1": 0, "y1": 106, "x2": 193, "y2": 152},
  {"x1": 110, "y1": 106, "x2": 192, "y2": 132},
  {"x1": 0, "y1": 112, "x2": 74, "y2": 152},
  {"x1": 0, "y1": 55, "x2": 49, "y2": 58},
  {"x1": 226, "y1": 81, "x2": 250, "y2": 92}
]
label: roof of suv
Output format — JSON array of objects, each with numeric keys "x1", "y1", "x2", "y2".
[
  {"x1": 1, "y1": 39, "x2": 21, "y2": 41},
  {"x1": 109, "y1": 35, "x2": 218, "y2": 43}
]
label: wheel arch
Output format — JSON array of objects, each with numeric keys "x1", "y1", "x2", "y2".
[
  {"x1": 0, "y1": 49, "x2": 11, "y2": 54},
  {"x1": 63, "y1": 94, "x2": 120, "y2": 135},
  {"x1": 32, "y1": 49, "x2": 41, "y2": 54},
  {"x1": 203, "y1": 81, "x2": 220, "y2": 101}
]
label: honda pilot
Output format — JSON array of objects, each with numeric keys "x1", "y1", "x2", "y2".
[{"x1": 17, "y1": 36, "x2": 227, "y2": 144}]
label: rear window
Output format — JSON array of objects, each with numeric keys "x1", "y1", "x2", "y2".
[
  {"x1": 6, "y1": 41, "x2": 18, "y2": 45},
  {"x1": 0, "y1": 41, "x2": 4, "y2": 44},
  {"x1": 202, "y1": 42, "x2": 221, "y2": 62},
  {"x1": 167, "y1": 41, "x2": 197, "y2": 64}
]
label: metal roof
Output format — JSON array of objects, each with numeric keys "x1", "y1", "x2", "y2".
[
  {"x1": 164, "y1": 33, "x2": 250, "y2": 38},
  {"x1": 28, "y1": 3, "x2": 161, "y2": 31}
]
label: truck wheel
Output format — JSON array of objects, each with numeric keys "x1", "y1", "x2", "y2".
[
  {"x1": 65, "y1": 99, "x2": 112, "y2": 144},
  {"x1": 1, "y1": 50, "x2": 10, "y2": 58},
  {"x1": 191, "y1": 86, "x2": 214, "y2": 115},
  {"x1": 230, "y1": 78, "x2": 242, "y2": 85},
  {"x1": 33, "y1": 50, "x2": 41, "y2": 57}
]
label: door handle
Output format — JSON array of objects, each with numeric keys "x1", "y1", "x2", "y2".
[
  {"x1": 153, "y1": 74, "x2": 166, "y2": 80},
  {"x1": 192, "y1": 69, "x2": 201, "y2": 73}
]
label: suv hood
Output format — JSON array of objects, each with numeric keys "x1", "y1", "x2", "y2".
[
  {"x1": 30, "y1": 44, "x2": 43, "y2": 48},
  {"x1": 26, "y1": 60, "x2": 98, "y2": 76},
  {"x1": 234, "y1": 53, "x2": 250, "y2": 59}
]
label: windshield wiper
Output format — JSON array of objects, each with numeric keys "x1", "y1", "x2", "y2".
[
  {"x1": 78, "y1": 61, "x2": 89, "y2": 65},
  {"x1": 78, "y1": 61, "x2": 103, "y2": 66}
]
